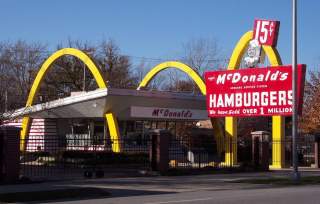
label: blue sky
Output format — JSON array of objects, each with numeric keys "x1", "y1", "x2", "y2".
[{"x1": 0, "y1": 0, "x2": 318, "y2": 71}]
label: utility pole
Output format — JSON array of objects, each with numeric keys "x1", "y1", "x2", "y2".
[
  {"x1": 82, "y1": 49, "x2": 95, "y2": 92},
  {"x1": 83, "y1": 63, "x2": 86, "y2": 92},
  {"x1": 4, "y1": 89, "x2": 8, "y2": 112},
  {"x1": 292, "y1": 0, "x2": 300, "y2": 182}
]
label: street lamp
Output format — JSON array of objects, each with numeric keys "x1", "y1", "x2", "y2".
[
  {"x1": 292, "y1": 0, "x2": 300, "y2": 182},
  {"x1": 82, "y1": 49, "x2": 95, "y2": 92}
]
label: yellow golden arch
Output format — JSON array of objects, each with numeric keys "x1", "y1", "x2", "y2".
[
  {"x1": 137, "y1": 61, "x2": 206, "y2": 94},
  {"x1": 137, "y1": 61, "x2": 225, "y2": 155},
  {"x1": 225, "y1": 31, "x2": 284, "y2": 168},
  {"x1": 20, "y1": 48, "x2": 121, "y2": 152}
]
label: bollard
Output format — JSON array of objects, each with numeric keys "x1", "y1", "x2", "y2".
[{"x1": 314, "y1": 133, "x2": 320, "y2": 168}]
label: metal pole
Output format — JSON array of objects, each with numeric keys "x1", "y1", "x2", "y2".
[
  {"x1": 4, "y1": 89, "x2": 8, "y2": 112},
  {"x1": 83, "y1": 63, "x2": 86, "y2": 92},
  {"x1": 292, "y1": 0, "x2": 300, "y2": 181}
]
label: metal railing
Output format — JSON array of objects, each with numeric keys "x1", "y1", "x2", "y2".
[
  {"x1": 20, "y1": 137, "x2": 151, "y2": 180},
  {"x1": 168, "y1": 138, "x2": 316, "y2": 169},
  {"x1": 19, "y1": 135, "x2": 318, "y2": 180}
]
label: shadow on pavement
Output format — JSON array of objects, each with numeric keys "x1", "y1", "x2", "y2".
[{"x1": 0, "y1": 187, "x2": 175, "y2": 203}]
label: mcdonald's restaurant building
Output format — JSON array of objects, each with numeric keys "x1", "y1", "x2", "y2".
[
  {"x1": 7, "y1": 87, "x2": 210, "y2": 152},
  {"x1": 2, "y1": 47, "x2": 219, "y2": 158}
]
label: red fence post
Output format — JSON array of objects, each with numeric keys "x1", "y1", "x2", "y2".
[
  {"x1": 251, "y1": 131, "x2": 270, "y2": 171},
  {"x1": 0, "y1": 126, "x2": 20, "y2": 183},
  {"x1": 149, "y1": 129, "x2": 170, "y2": 174}
]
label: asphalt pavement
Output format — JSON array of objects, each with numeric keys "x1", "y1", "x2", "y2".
[
  {"x1": 58, "y1": 185, "x2": 320, "y2": 204},
  {"x1": 1, "y1": 170, "x2": 320, "y2": 203}
]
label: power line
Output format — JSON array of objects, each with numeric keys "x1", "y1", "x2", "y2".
[{"x1": 0, "y1": 49, "x2": 230, "y2": 64}]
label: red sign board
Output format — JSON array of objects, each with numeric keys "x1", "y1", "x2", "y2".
[
  {"x1": 253, "y1": 19, "x2": 280, "y2": 46},
  {"x1": 205, "y1": 65, "x2": 306, "y2": 117}
]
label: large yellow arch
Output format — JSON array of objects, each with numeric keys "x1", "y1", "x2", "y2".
[
  {"x1": 225, "y1": 31, "x2": 284, "y2": 168},
  {"x1": 137, "y1": 61, "x2": 206, "y2": 95},
  {"x1": 137, "y1": 61, "x2": 225, "y2": 155},
  {"x1": 25, "y1": 48, "x2": 107, "y2": 106},
  {"x1": 20, "y1": 48, "x2": 121, "y2": 152}
]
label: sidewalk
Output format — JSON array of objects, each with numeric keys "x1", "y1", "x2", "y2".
[{"x1": 1, "y1": 169, "x2": 320, "y2": 195}]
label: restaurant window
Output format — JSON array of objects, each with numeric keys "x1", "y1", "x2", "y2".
[
  {"x1": 157, "y1": 121, "x2": 166, "y2": 129},
  {"x1": 151, "y1": 121, "x2": 157, "y2": 129},
  {"x1": 93, "y1": 122, "x2": 104, "y2": 145},
  {"x1": 168, "y1": 122, "x2": 176, "y2": 137}
]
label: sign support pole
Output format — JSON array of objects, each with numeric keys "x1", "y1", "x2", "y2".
[{"x1": 292, "y1": 0, "x2": 300, "y2": 181}]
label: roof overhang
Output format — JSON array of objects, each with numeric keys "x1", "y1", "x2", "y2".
[{"x1": 4, "y1": 88, "x2": 208, "y2": 120}]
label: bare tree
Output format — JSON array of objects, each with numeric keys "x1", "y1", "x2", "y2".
[
  {"x1": 97, "y1": 39, "x2": 136, "y2": 89},
  {"x1": 163, "y1": 79, "x2": 194, "y2": 92},
  {"x1": 162, "y1": 38, "x2": 222, "y2": 94},
  {"x1": 0, "y1": 41, "x2": 47, "y2": 111},
  {"x1": 133, "y1": 60, "x2": 166, "y2": 90},
  {"x1": 182, "y1": 38, "x2": 221, "y2": 76}
]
